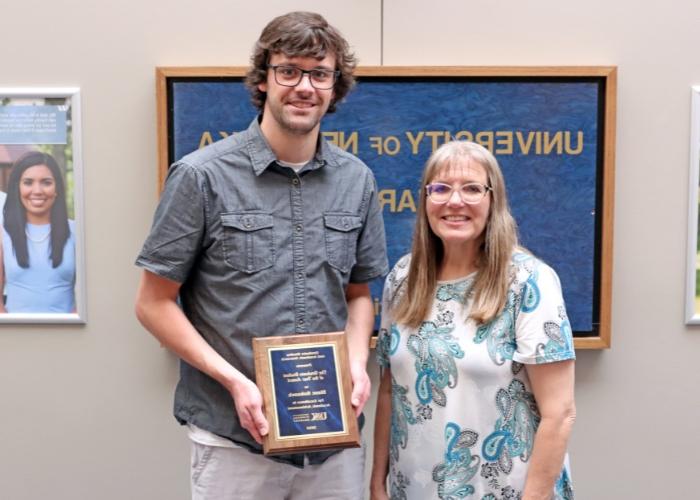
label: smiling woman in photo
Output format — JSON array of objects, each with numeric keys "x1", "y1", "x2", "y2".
[{"x1": 0, "y1": 151, "x2": 75, "y2": 313}]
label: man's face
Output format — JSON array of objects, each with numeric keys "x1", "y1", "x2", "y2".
[{"x1": 258, "y1": 53, "x2": 336, "y2": 136}]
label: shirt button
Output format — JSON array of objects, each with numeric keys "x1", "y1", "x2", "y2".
[
  {"x1": 292, "y1": 178, "x2": 299, "y2": 186},
  {"x1": 295, "y1": 225, "x2": 302, "y2": 232},
  {"x1": 298, "y1": 319, "x2": 305, "y2": 326},
  {"x1": 297, "y1": 272, "x2": 303, "y2": 279}
]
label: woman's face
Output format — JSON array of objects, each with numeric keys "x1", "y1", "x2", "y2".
[
  {"x1": 19, "y1": 164, "x2": 57, "y2": 223},
  {"x1": 425, "y1": 159, "x2": 491, "y2": 254}
]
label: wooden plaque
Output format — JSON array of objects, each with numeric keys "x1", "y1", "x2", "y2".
[{"x1": 253, "y1": 331, "x2": 360, "y2": 455}]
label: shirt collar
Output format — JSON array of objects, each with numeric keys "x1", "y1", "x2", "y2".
[{"x1": 245, "y1": 116, "x2": 340, "y2": 176}]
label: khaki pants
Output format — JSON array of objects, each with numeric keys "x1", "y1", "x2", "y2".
[{"x1": 190, "y1": 442, "x2": 366, "y2": 500}]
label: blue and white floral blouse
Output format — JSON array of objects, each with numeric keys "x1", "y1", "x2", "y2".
[{"x1": 376, "y1": 252, "x2": 576, "y2": 500}]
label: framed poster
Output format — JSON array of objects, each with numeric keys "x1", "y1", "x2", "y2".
[
  {"x1": 0, "y1": 88, "x2": 86, "y2": 323},
  {"x1": 156, "y1": 66, "x2": 616, "y2": 349},
  {"x1": 686, "y1": 86, "x2": 700, "y2": 324}
]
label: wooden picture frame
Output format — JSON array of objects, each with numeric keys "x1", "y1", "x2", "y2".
[
  {"x1": 253, "y1": 331, "x2": 360, "y2": 455},
  {"x1": 156, "y1": 66, "x2": 616, "y2": 349}
]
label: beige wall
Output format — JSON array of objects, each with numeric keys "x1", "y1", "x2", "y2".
[{"x1": 1, "y1": 1, "x2": 698, "y2": 499}]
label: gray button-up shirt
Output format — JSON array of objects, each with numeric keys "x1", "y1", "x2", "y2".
[{"x1": 136, "y1": 118, "x2": 388, "y2": 466}]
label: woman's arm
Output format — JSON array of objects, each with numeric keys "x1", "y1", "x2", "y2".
[
  {"x1": 0, "y1": 233, "x2": 6, "y2": 313},
  {"x1": 522, "y1": 360, "x2": 576, "y2": 500},
  {"x1": 370, "y1": 366, "x2": 392, "y2": 500}
]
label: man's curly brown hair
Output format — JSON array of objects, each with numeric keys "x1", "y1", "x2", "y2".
[{"x1": 245, "y1": 11, "x2": 357, "y2": 114}]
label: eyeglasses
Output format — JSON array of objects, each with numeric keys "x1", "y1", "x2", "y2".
[
  {"x1": 267, "y1": 64, "x2": 339, "y2": 90},
  {"x1": 425, "y1": 182, "x2": 492, "y2": 204}
]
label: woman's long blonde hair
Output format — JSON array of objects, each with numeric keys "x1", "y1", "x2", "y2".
[{"x1": 394, "y1": 141, "x2": 518, "y2": 328}]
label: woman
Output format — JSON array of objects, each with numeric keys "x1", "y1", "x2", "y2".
[
  {"x1": 371, "y1": 141, "x2": 575, "y2": 500},
  {"x1": 0, "y1": 151, "x2": 75, "y2": 313}
]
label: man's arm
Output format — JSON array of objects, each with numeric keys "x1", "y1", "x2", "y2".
[
  {"x1": 134, "y1": 269, "x2": 269, "y2": 443},
  {"x1": 344, "y1": 281, "x2": 374, "y2": 416}
]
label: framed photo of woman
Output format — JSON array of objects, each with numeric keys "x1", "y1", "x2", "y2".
[
  {"x1": 0, "y1": 88, "x2": 86, "y2": 323},
  {"x1": 686, "y1": 86, "x2": 700, "y2": 324}
]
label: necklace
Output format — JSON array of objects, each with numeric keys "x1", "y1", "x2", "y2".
[{"x1": 25, "y1": 227, "x2": 50, "y2": 244}]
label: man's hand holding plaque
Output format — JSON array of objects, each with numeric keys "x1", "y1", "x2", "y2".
[{"x1": 252, "y1": 331, "x2": 361, "y2": 455}]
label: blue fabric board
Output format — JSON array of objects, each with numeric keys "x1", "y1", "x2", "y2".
[{"x1": 171, "y1": 79, "x2": 600, "y2": 333}]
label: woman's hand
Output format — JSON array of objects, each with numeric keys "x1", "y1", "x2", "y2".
[{"x1": 370, "y1": 482, "x2": 390, "y2": 500}]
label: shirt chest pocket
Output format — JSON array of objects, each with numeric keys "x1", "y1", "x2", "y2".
[
  {"x1": 323, "y1": 213, "x2": 362, "y2": 273},
  {"x1": 220, "y1": 212, "x2": 275, "y2": 273}
]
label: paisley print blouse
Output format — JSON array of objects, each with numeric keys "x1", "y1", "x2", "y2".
[{"x1": 377, "y1": 252, "x2": 576, "y2": 500}]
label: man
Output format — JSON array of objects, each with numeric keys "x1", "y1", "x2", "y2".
[{"x1": 135, "y1": 11, "x2": 388, "y2": 500}]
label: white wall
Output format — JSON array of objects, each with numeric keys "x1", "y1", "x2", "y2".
[{"x1": 1, "y1": 1, "x2": 698, "y2": 499}]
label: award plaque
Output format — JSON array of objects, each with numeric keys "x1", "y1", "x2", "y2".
[{"x1": 253, "y1": 331, "x2": 360, "y2": 455}]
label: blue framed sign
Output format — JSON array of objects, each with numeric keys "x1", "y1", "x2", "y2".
[{"x1": 157, "y1": 67, "x2": 616, "y2": 349}]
